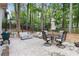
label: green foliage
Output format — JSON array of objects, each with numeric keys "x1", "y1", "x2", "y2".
[
  {"x1": 4, "y1": 3, "x2": 79, "y2": 33},
  {"x1": 20, "y1": 11, "x2": 27, "y2": 25},
  {"x1": 2, "y1": 18, "x2": 8, "y2": 29}
]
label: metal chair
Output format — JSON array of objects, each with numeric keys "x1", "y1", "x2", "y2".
[
  {"x1": 42, "y1": 31, "x2": 53, "y2": 45},
  {"x1": 55, "y1": 31, "x2": 67, "y2": 47}
]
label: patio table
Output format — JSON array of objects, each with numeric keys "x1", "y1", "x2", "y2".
[{"x1": 47, "y1": 31, "x2": 59, "y2": 43}]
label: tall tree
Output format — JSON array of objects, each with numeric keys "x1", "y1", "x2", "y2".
[
  {"x1": 62, "y1": 3, "x2": 65, "y2": 30},
  {"x1": 69, "y1": 3, "x2": 72, "y2": 33},
  {"x1": 41, "y1": 3, "x2": 45, "y2": 31},
  {"x1": 14, "y1": 3, "x2": 21, "y2": 35},
  {"x1": 76, "y1": 4, "x2": 79, "y2": 28}
]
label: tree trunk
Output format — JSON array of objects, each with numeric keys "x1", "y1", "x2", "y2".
[
  {"x1": 41, "y1": 3, "x2": 44, "y2": 31},
  {"x1": 77, "y1": 4, "x2": 79, "y2": 28},
  {"x1": 62, "y1": 3, "x2": 65, "y2": 30},
  {"x1": 69, "y1": 3, "x2": 72, "y2": 33},
  {"x1": 14, "y1": 3, "x2": 21, "y2": 36},
  {"x1": 27, "y1": 3, "x2": 29, "y2": 31}
]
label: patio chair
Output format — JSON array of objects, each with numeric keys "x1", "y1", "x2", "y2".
[
  {"x1": 55, "y1": 31, "x2": 67, "y2": 47},
  {"x1": 42, "y1": 31, "x2": 53, "y2": 45}
]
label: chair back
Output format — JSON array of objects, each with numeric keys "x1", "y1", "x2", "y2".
[
  {"x1": 42, "y1": 31, "x2": 47, "y2": 41},
  {"x1": 58, "y1": 31, "x2": 67, "y2": 42},
  {"x1": 63, "y1": 31, "x2": 67, "y2": 41}
]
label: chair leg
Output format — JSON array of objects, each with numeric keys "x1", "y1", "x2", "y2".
[
  {"x1": 56, "y1": 42, "x2": 62, "y2": 46},
  {"x1": 44, "y1": 40, "x2": 50, "y2": 44},
  {"x1": 59, "y1": 42, "x2": 62, "y2": 45},
  {"x1": 50, "y1": 36, "x2": 54, "y2": 44},
  {"x1": 45, "y1": 40, "x2": 49, "y2": 44}
]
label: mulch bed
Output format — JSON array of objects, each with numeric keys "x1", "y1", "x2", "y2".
[{"x1": 66, "y1": 33, "x2": 79, "y2": 42}]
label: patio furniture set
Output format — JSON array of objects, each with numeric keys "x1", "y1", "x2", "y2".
[{"x1": 42, "y1": 30, "x2": 67, "y2": 48}]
